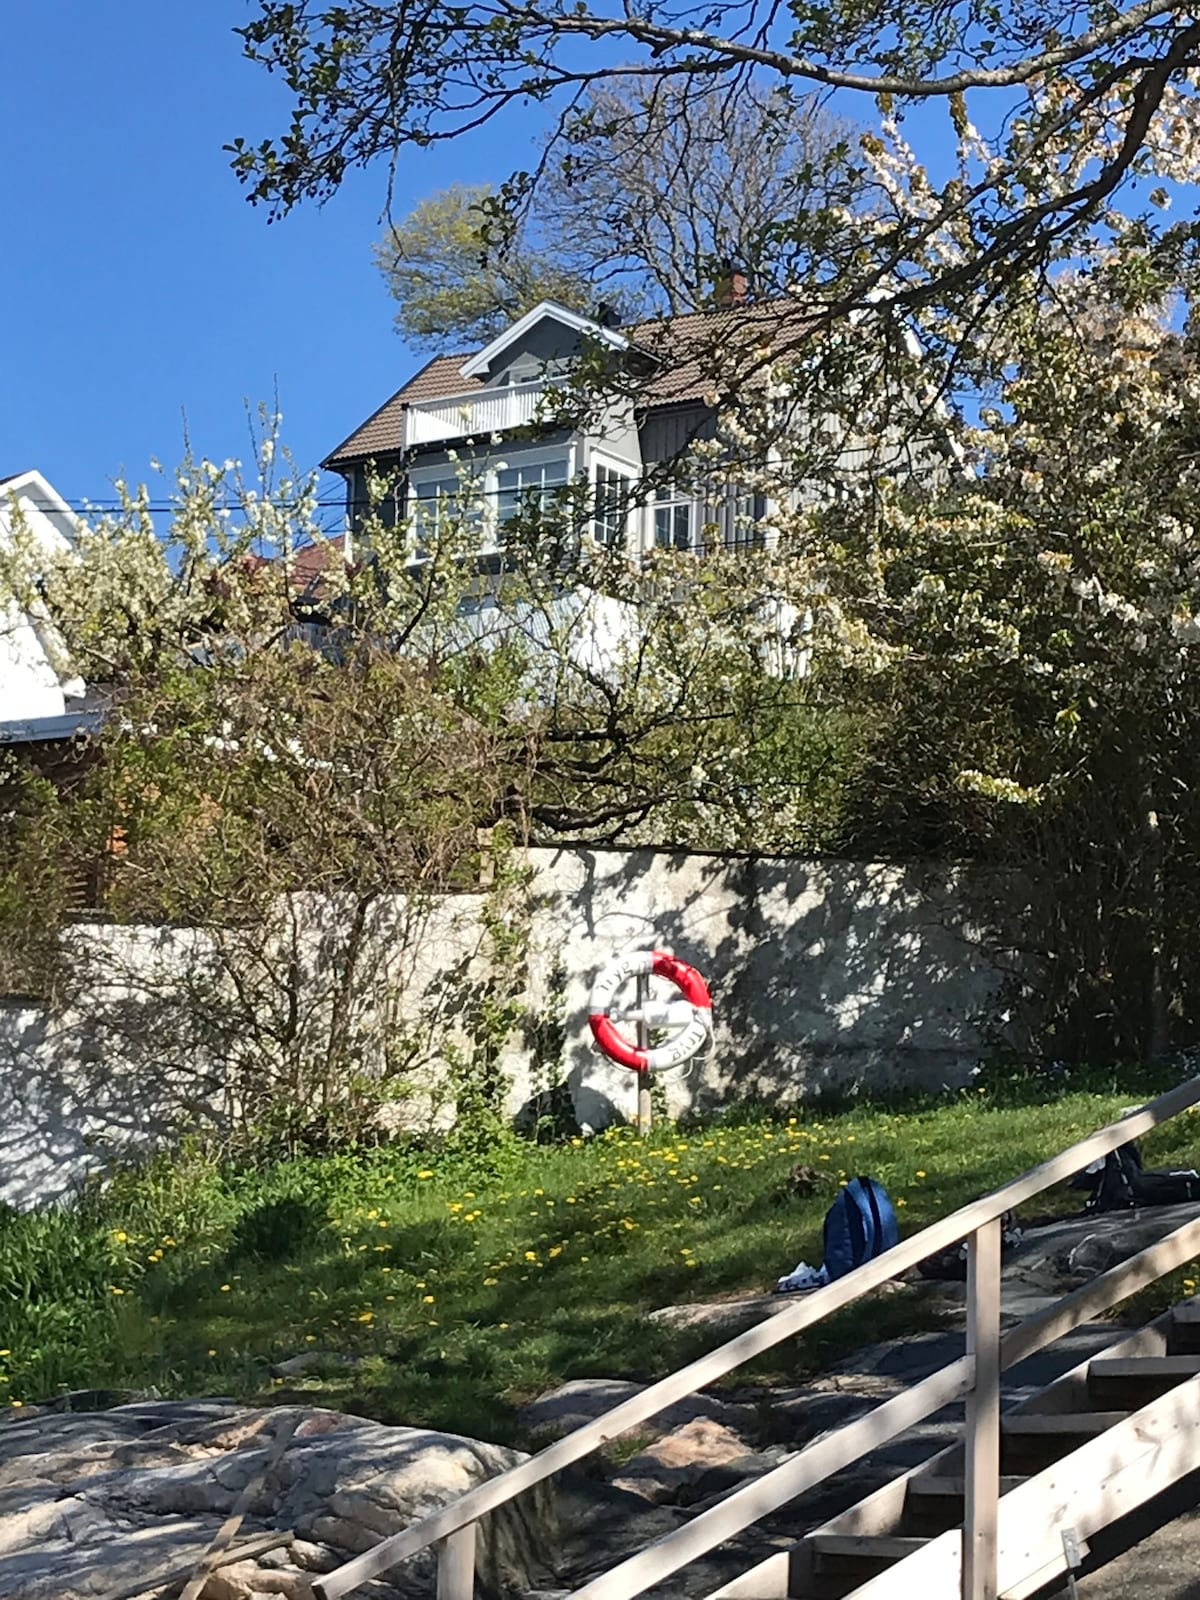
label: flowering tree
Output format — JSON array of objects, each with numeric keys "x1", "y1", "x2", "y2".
[
  {"x1": 806, "y1": 278, "x2": 1200, "y2": 1060},
  {"x1": 0, "y1": 436, "x2": 856, "y2": 1140},
  {"x1": 229, "y1": 0, "x2": 1200, "y2": 397}
]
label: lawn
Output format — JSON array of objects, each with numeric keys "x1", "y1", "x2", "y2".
[{"x1": 2, "y1": 1069, "x2": 1199, "y2": 1445}]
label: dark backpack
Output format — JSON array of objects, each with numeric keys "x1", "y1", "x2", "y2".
[
  {"x1": 1078, "y1": 1141, "x2": 1200, "y2": 1213},
  {"x1": 822, "y1": 1176, "x2": 899, "y2": 1281}
]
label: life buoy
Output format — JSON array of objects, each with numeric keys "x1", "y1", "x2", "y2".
[{"x1": 588, "y1": 949, "x2": 712, "y2": 1073}]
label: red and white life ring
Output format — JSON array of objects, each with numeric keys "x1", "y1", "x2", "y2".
[{"x1": 588, "y1": 949, "x2": 712, "y2": 1073}]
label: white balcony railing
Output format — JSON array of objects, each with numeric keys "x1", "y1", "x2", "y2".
[{"x1": 403, "y1": 382, "x2": 552, "y2": 447}]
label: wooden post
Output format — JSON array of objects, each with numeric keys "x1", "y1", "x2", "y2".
[
  {"x1": 963, "y1": 1217, "x2": 1002, "y2": 1600},
  {"x1": 636, "y1": 972, "x2": 652, "y2": 1135},
  {"x1": 436, "y1": 1523, "x2": 476, "y2": 1600}
]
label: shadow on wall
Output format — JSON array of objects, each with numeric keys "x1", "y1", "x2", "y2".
[
  {"x1": 520, "y1": 848, "x2": 1016, "y2": 1130},
  {"x1": 0, "y1": 849, "x2": 1017, "y2": 1206}
]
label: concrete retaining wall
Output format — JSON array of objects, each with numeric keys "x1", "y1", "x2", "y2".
[{"x1": 0, "y1": 848, "x2": 1009, "y2": 1207}]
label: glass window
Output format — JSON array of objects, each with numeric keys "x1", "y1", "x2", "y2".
[
  {"x1": 654, "y1": 487, "x2": 700, "y2": 552},
  {"x1": 594, "y1": 463, "x2": 632, "y2": 548},
  {"x1": 495, "y1": 457, "x2": 570, "y2": 526},
  {"x1": 411, "y1": 476, "x2": 480, "y2": 559}
]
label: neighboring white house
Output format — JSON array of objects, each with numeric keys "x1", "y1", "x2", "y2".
[{"x1": 0, "y1": 469, "x2": 97, "y2": 742}]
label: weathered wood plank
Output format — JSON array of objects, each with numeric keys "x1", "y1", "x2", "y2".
[
  {"x1": 810, "y1": 1534, "x2": 928, "y2": 1559},
  {"x1": 845, "y1": 1373, "x2": 1200, "y2": 1600},
  {"x1": 1089, "y1": 1355, "x2": 1200, "y2": 1380},
  {"x1": 964, "y1": 1218, "x2": 1002, "y2": 1600},
  {"x1": 436, "y1": 1523, "x2": 477, "y2": 1600},
  {"x1": 1000, "y1": 1413, "x2": 1126, "y2": 1436}
]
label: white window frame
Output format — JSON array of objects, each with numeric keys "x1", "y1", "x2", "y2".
[
  {"x1": 651, "y1": 484, "x2": 705, "y2": 553},
  {"x1": 408, "y1": 445, "x2": 577, "y2": 558},
  {"x1": 493, "y1": 448, "x2": 574, "y2": 543},
  {"x1": 590, "y1": 452, "x2": 635, "y2": 551}
]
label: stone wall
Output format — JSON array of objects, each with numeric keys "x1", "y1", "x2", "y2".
[
  {"x1": 0, "y1": 848, "x2": 1011, "y2": 1208},
  {"x1": 519, "y1": 848, "x2": 1006, "y2": 1129}
]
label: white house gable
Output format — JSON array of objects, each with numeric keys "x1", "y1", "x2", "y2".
[{"x1": 0, "y1": 471, "x2": 85, "y2": 725}]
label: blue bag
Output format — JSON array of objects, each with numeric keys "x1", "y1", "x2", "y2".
[{"x1": 822, "y1": 1176, "x2": 899, "y2": 1281}]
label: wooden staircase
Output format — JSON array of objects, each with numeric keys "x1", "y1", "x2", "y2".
[
  {"x1": 309, "y1": 1079, "x2": 1200, "y2": 1600},
  {"x1": 715, "y1": 1296, "x2": 1200, "y2": 1600}
]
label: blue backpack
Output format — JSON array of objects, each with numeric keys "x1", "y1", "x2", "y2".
[{"x1": 822, "y1": 1176, "x2": 899, "y2": 1281}]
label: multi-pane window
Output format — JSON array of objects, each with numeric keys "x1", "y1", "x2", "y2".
[
  {"x1": 411, "y1": 475, "x2": 479, "y2": 560},
  {"x1": 594, "y1": 463, "x2": 632, "y2": 548},
  {"x1": 495, "y1": 457, "x2": 571, "y2": 527},
  {"x1": 653, "y1": 487, "x2": 700, "y2": 552}
]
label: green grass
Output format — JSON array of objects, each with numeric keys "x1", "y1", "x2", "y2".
[{"x1": 2, "y1": 1069, "x2": 1199, "y2": 1443}]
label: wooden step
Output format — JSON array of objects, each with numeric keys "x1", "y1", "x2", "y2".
[
  {"x1": 1001, "y1": 1411, "x2": 1126, "y2": 1437},
  {"x1": 809, "y1": 1534, "x2": 929, "y2": 1562},
  {"x1": 1089, "y1": 1355, "x2": 1200, "y2": 1381},
  {"x1": 906, "y1": 1475, "x2": 1026, "y2": 1502}
]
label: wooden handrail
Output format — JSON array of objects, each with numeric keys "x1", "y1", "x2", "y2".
[
  {"x1": 312, "y1": 1073, "x2": 1200, "y2": 1600},
  {"x1": 495, "y1": 1215, "x2": 1200, "y2": 1600}
]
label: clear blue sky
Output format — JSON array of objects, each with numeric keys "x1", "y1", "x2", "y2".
[{"x1": 0, "y1": 3, "x2": 545, "y2": 526}]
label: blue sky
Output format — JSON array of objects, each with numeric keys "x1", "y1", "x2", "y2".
[{"x1": 1, "y1": 3, "x2": 546, "y2": 527}]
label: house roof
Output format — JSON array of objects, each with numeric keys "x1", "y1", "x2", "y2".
[
  {"x1": 323, "y1": 356, "x2": 482, "y2": 468},
  {"x1": 322, "y1": 299, "x2": 814, "y2": 471},
  {"x1": 628, "y1": 302, "x2": 813, "y2": 406}
]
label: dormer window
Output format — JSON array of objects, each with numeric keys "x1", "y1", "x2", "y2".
[
  {"x1": 498, "y1": 354, "x2": 543, "y2": 387},
  {"x1": 494, "y1": 354, "x2": 571, "y2": 387}
]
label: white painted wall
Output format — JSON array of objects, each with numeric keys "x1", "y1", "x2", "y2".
[
  {"x1": 0, "y1": 470, "x2": 84, "y2": 722},
  {"x1": 0, "y1": 848, "x2": 1008, "y2": 1207}
]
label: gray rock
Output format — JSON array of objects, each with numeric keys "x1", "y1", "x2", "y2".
[
  {"x1": 0, "y1": 1400, "x2": 556, "y2": 1600},
  {"x1": 272, "y1": 1351, "x2": 363, "y2": 1379},
  {"x1": 519, "y1": 1378, "x2": 756, "y2": 1440},
  {"x1": 612, "y1": 1418, "x2": 752, "y2": 1504},
  {"x1": 648, "y1": 1282, "x2": 913, "y2": 1336}
]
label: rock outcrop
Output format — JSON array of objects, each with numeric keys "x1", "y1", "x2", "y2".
[{"x1": 0, "y1": 1399, "x2": 556, "y2": 1600}]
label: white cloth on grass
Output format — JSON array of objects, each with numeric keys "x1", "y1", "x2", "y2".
[{"x1": 774, "y1": 1261, "x2": 828, "y2": 1294}]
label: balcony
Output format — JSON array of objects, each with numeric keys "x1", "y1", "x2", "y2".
[{"x1": 403, "y1": 382, "x2": 553, "y2": 447}]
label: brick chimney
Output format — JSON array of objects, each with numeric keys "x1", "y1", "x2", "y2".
[{"x1": 714, "y1": 265, "x2": 749, "y2": 309}]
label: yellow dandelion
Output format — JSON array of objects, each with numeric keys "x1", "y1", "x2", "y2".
[
  {"x1": 422, "y1": 1294, "x2": 436, "y2": 1304},
  {"x1": 416, "y1": 1169, "x2": 434, "y2": 1180}
]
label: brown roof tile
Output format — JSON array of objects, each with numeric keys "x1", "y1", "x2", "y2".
[
  {"x1": 322, "y1": 302, "x2": 813, "y2": 469},
  {"x1": 625, "y1": 302, "x2": 815, "y2": 405}
]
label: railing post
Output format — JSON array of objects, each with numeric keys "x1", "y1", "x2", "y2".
[
  {"x1": 436, "y1": 1522, "x2": 476, "y2": 1600},
  {"x1": 963, "y1": 1216, "x2": 1002, "y2": 1600},
  {"x1": 636, "y1": 971, "x2": 652, "y2": 1136}
]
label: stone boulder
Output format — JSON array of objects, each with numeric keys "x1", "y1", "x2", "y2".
[
  {"x1": 518, "y1": 1378, "x2": 756, "y2": 1441},
  {"x1": 611, "y1": 1417, "x2": 754, "y2": 1504},
  {"x1": 0, "y1": 1400, "x2": 562, "y2": 1600}
]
